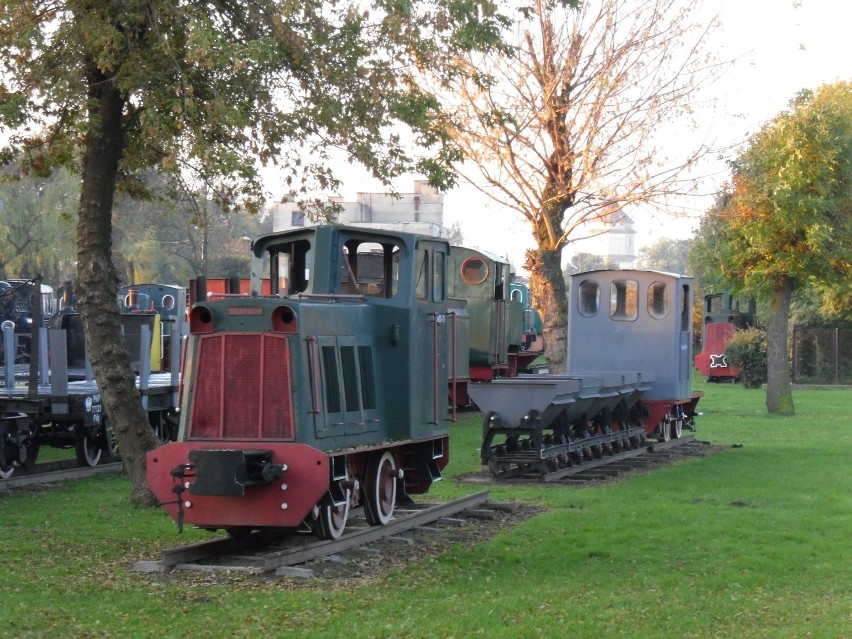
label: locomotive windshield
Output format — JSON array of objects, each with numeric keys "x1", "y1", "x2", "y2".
[
  {"x1": 341, "y1": 241, "x2": 399, "y2": 298},
  {"x1": 271, "y1": 239, "x2": 311, "y2": 295}
]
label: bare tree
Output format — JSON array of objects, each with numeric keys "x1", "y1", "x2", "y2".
[{"x1": 447, "y1": 0, "x2": 723, "y2": 369}]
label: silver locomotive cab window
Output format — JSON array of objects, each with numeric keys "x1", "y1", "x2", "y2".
[
  {"x1": 647, "y1": 281, "x2": 670, "y2": 319},
  {"x1": 577, "y1": 280, "x2": 600, "y2": 316},
  {"x1": 610, "y1": 279, "x2": 638, "y2": 321}
]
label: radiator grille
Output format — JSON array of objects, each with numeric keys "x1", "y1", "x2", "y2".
[
  {"x1": 321, "y1": 345, "x2": 341, "y2": 414},
  {"x1": 358, "y1": 345, "x2": 376, "y2": 409},
  {"x1": 189, "y1": 333, "x2": 294, "y2": 440},
  {"x1": 341, "y1": 346, "x2": 359, "y2": 411}
]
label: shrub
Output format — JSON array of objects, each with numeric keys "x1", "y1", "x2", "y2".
[{"x1": 726, "y1": 327, "x2": 768, "y2": 388}]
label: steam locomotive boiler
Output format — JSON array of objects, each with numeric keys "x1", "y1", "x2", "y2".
[{"x1": 146, "y1": 225, "x2": 451, "y2": 539}]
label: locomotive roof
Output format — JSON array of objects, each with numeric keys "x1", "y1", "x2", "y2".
[
  {"x1": 570, "y1": 268, "x2": 692, "y2": 280},
  {"x1": 251, "y1": 223, "x2": 449, "y2": 255},
  {"x1": 450, "y1": 245, "x2": 510, "y2": 265}
]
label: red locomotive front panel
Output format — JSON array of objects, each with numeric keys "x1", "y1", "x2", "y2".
[
  {"x1": 695, "y1": 323, "x2": 740, "y2": 379},
  {"x1": 146, "y1": 442, "x2": 328, "y2": 530}
]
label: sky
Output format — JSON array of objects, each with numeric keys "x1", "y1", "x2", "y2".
[{"x1": 317, "y1": 0, "x2": 850, "y2": 272}]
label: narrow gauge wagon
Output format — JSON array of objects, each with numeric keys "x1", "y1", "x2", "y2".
[
  {"x1": 146, "y1": 225, "x2": 451, "y2": 539},
  {"x1": 118, "y1": 283, "x2": 187, "y2": 375},
  {"x1": 188, "y1": 276, "x2": 273, "y2": 302},
  {"x1": 0, "y1": 315, "x2": 181, "y2": 476},
  {"x1": 472, "y1": 270, "x2": 702, "y2": 477},
  {"x1": 0, "y1": 279, "x2": 54, "y2": 365}
]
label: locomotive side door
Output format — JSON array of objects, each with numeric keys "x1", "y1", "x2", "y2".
[
  {"x1": 678, "y1": 281, "x2": 694, "y2": 396},
  {"x1": 413, "y1": 241, "x2": 450, "y2": 430}
]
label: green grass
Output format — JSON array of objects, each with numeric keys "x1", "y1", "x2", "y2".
[{"x1": 2, "y1": 381, "x2": 851, "y2": 638}]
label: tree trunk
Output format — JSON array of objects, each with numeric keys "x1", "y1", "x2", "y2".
[
  {"x1": 77, "y1": 71, "x2": 159, "y2": 506},
  {"x1": 765, "y1": 276, "x2": 795, "y2": 415},
  {"x1": 525, "y1": 247, "x2": 567, "y2": 373}
]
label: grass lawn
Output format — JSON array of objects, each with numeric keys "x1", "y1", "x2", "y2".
[{"x1": 1, "y1": 380, "x2": 851, "y2": 638}]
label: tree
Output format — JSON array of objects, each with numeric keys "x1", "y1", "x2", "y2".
[
  {"x1": 636, "y1": 238, "x2": 692, "y2": 274},
  {"x1": 447, "y1": 221, "x2": 466, "y2": 247},
  {"x1": 716, "y1": 81, "x2": 852, "y2": 415},
  {"x1": 445, "y1": 0, "x2": 722, "y2": 370},
  {"x1": 1, "y1": 0, "x2": 507, "y2": 504},
  {"x1": 562, "y1": 252, "x2": 617, "y2": 278},
  {"x1": 113, "y1": 182, "x2": 269, "y2": 285},
  {"x1": 686, "y1": 193, "x2": 735, "y2": 295},
  {"x1": 0, "y1": 167, "x2": 79, "y2": 282}
]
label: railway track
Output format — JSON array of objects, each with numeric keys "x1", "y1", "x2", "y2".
[
  {"x1": 463, "y1": 435, "x2": 711, "y2": 484},
  {"x1": 0, "y1": 459, "x2": 124, "y2": 491},
  {"x1": 134, "y1": 491, "x2": 506, "y2": 577},
  {"x1": 545, "y1": 436, "x2": 713, "y2": 484}
]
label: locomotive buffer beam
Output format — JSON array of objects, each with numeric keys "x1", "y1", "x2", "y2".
[{"x1": 184, "y1": 449, "x2": 286, "y2": 497}]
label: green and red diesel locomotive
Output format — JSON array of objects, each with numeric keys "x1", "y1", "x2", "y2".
[{"x1": 146, "y1": 225, "x2": 451, "y2": 539}]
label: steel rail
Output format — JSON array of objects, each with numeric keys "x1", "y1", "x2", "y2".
[
  {"x1": 488, "y1": 435, "x2": 697, "y2": 482},
  {"x1": 543, "y1": 435, "x2": 696, "y2": 481},
  {"x1": 0, "y1": 461, "x2": 123, "y2": 490},
  {"x1": 156, "y1": 490, "x2": 490, "y2": 572}
]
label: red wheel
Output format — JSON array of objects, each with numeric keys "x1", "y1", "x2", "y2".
[{"x1": 364, "y1": 451, "x2": 398, "y2": 526}]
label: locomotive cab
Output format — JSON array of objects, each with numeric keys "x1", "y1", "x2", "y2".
[{"x1": 567, "y1": 270, "x2": 702, "y2": 441}]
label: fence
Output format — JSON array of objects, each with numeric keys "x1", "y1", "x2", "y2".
[{"x1": 792, "y1": 326, "x2": 852, "y2": 385}]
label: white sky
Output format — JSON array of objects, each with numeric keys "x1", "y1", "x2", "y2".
[{"x1": 258, "y1": 0, "x2": 850, "y2": 272}]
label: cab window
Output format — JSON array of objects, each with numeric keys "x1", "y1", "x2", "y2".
[
  {"x1": 647, "y1": 281, "x2": 670, "y2": 319},
  {"x1": 578, "y1": 279, "x2": 600, "y2": 317},
  {"x1": 610, "y1": 279, "x2": 638, "y2": 321},
  {"x1": 432, "y1": 250, "x2": 446, "y2": 303}
]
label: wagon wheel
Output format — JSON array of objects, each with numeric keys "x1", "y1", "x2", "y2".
[
  {"x1": 487, "y1": 458, "x2": 510, "y2": 475},
  {"x1": 75, "y1": 422, "x2": 107, "y2": 467},
  {"x1": 658, "y1": 416, "x2": 672, "y2": 443},
  {"x1": 671, "y1": 416, "x2": 683, "y2": 440},
  {"x1": 315, "y1": 490, "x2": 351, "y2": 541},
  {"x1": 149, "y1": 411, "x2": 177, "y2": 445},
  {"x1": 364, "y1": 451, "x2": 398, "y2": 526},
  {"x1": 0, "y1": 441, "x2": 15, "y2": 480},
  {"x1": 104, "y1": 417, "x2": 121, "y2": 462},
  {"x1": 21, "y1": 427, "x2": 40, "y2": 468},
  {"x1": 226, "y1": 527, "x2": 255, "y2": 539}
]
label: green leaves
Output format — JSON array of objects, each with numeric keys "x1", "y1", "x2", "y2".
[
  {"x1": 1, "y1": 0, "x2": 512, "y2": 204},
  {"x1": 721, "y1": 81, "x2": 852, "y2": 306}
]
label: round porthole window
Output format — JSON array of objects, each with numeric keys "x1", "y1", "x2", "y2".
[{"x1": 460, "y1": 257, "x2": 489, "y2": 286}]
